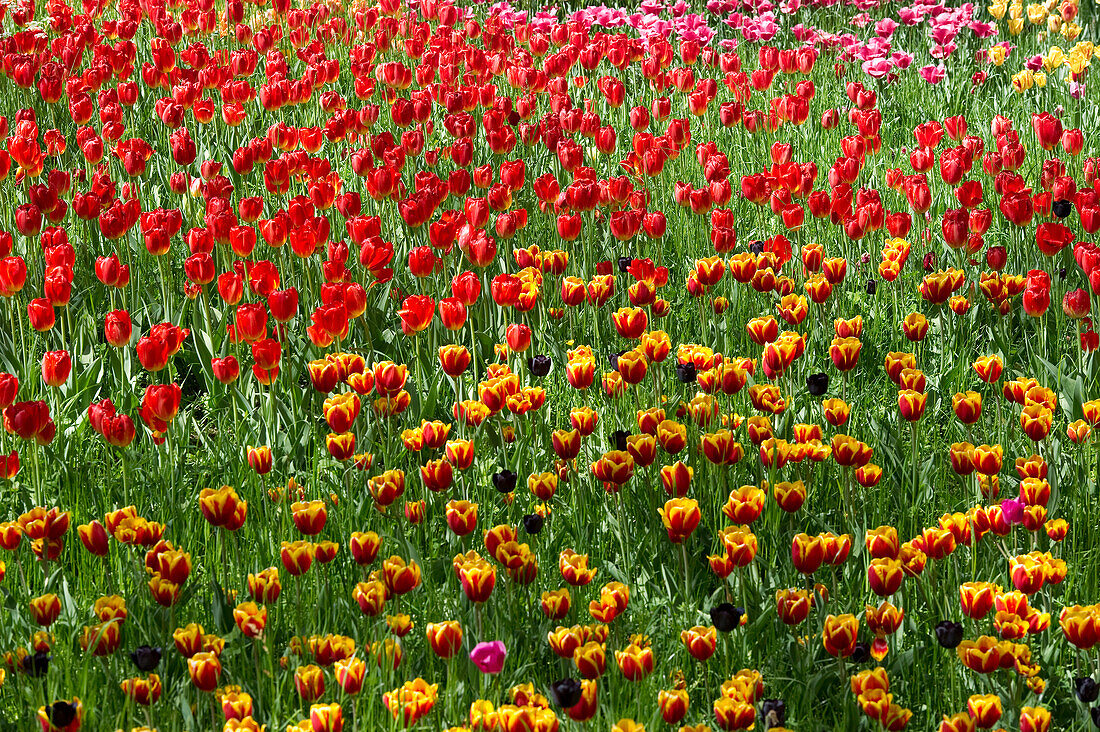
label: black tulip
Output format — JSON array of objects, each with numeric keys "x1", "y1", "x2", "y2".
[
  {"x1": 46, "y1": 701, "x2": 76, "y2": 727},
  {"x1": 130, "y1": 645, "x2": 162, "y2": 672},
  {"x1": 612, "y1": 430, "x2": 630, "y2": 451},
  {"x1": 608, "y1": 350, "x2": 625, "y2": 372},
  {"x1": 749, "y1": 240, "x2": 764, "y2": 254},
  {"x1": 492, "y1": 470, "x2": 517, "y2": 494},
  {"x1": 806, "y1": 372, "x2": 829, "y2": 396},
  {"x1": 527, "y1": 355, "x2": 552, "y2": 377},
  {"x1": 760, "y1": 698, "x2": 786, "y2": 728},
  {"x1": 850, "y1": 642, "x2": 871, "y2": 663},
  {"x1": 1079, "y1": 677, "x2": 1100, "y2": 703},
  {"x1": 675, "y1": 362, "x2": 697, "y2": 384},
  {"x1": 549, "y1": 678, "x2": 583, "y2": 708},
  {"x1": 522, "y1": 514, "x2": 544, "y2": 535},
  {"x1": 1053, "y1": 198, "x2": 1073, "y2": 219},
  {"x1": 865, "y1": 279, "x2": 878, "y2": 295},
  {"x1": 22, "y1": 651, "x2": 49, "y2": 677},
  {"x1": 934, "y1": 620, "x2": 963, "y2": 649},
  {"x1": 1059, "y1": 266, "x2": 1068, "y2": 281},
  {"x1": 1092, "y1": 707, "x2": 1100, "y2": 728},
  {"x1": 710, "y1": 603, "x2": 743, "y2": 632},
  {"x1": 617, "y1": 257, "x2": 633, "y2": 273}
]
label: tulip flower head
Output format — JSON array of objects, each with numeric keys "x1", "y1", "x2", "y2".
[{"x1": 470, "y1": 640, "x2": 506, "y2": 674}]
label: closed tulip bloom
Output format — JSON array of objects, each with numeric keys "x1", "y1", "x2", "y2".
[
  {"x1": 349, "y1": 531, "x2": 382, "y2": 565},
  {"x1": 187, "y1": 652, "x2": 222, "y2": 692},
  {"x1": 822, "y1": 614, "x2": 859, "y2": 657},
  {"x1": 823, "y1": 398, "x2": 851, "y2": 426},
  {"x1": 721, "y1": 525, "x2": 758, "y2": 567},
  {"x1": 900, "y1": 312, "x2": 929, "y2": 341},
  {"x1": 791, "y1": 533, "x2": 824, "y2": 573},
  {"x1": 247, "y1": 568, "x2": 281, "y2": 603},
  {"x1": 898, "y1": 390, "x2": 927, "y2": 421},
  {"x1": 291, "y1": 500, "x2": 327, "y2": 535},
  {"x1": 714, "y1": 697, "x2": 755, "y2": 731},
  {"x1": 280, "y1": 541, "x2": 314, "y2": 576},
  {"x1": 30, "y1": 593, "x2": 62, "y2": 626},
  {"x1": 1020, "y1": 404, "x2": 1052, "y2": 441},
  {"x1": 952, "y1": 391, "x2": 982, "y2": 424},
  {"x1": 657, "y1": 688, "x2": 688, "y2": 724},
  {"x1": 855, "y1": 463, "x2": 882, "y2": 487},
  {"x1": 829, "y1": 336, "x2": 861, "y2": 371},
  {"x1": 459, "y1": 559, "x2": 496, "y2": 603},
  {"x1": 246, "y1": 445, "x2": 272, "y2": 475},
  {"x1": 104, "y1": 310, "x2": 132, "y2": 347},
  {"x1": 773, "y1": 480, "x2": 806, "y2": 512},
  {"x1": 309, "y1": 703, "x2": 343, "y2": 732},
  {"x1": 680, "y1": 625, "x2": 717, "y2": 661},
  {"x1": 77, "y1": 521, "x2": 109, "y2": 556},
  {"x1": 541, "y1": 588, "x2": 571, "y2": 620},
  {"x1": 335, "y1": 656, "x2": 366, "y2": 695},
  {"x1": 445, "y1": 500, "x2": 478, "y2": 536},
  {"x1": 398, "y1": 295, "x2": 434, "y2": 335},
  {"x1": 868, "y1": 558, "x2": 903, "y2": 596},
  {"x1": 41, "y1": 351, "x2": 71, "y2": 387},
  {"x1": 382, "y1": 556, "x2": 421, "y2": 595},
  {"x1": 326, "y1": 432, "x2": 355, "y2": 461},
  {"x1": 831, "y1": 434, "x2": 872, "y2": 466},
  {"x1": 959, "y1": 582, "x2": 998, "y2": 619},
  {"x1": 1019, "y1": 706, "x2": 1051, "y2": 732},
  {"x1": 439, "y1": 344, "x2": 471, "y2": 377},
  {"x1": 612, "y1": 307, "x2": 648, "y2": 339},
  {"x1": 573, "y1": 641, "x2": 606, "y2": 678},
  {"x1": 865, "y1": 526, "x2": 900, "y2": 559},
  {"x1": 199, "y1": 485, "x2": 244, "y2": 528},
  {"x1": 659, "y1": 498, "x2": 701, "y2": 543},
  {"x1": 120, "y1": 674, "x2": 162, "y2": 706},
  {"x1": 614, "y1": 642, "x2": 653, "y2": 681},
  {"x1": 423, "y1": 621, "x2": 462, "y2": 659},
  {"x1": 353, "y1": 580, "x2": 386, "y2": 616},
  {"x1": 295, "y1": 664, "x2": 325, "y2": 701},
  {"x1": 722, "y1": 484, "x2": 764, "y2": 523},
  {"x1": 965, "y1": 694, "x2": 1001, "y2": 728},
  {"x1": 775, "y1": 588, "x2": 812, "y2": 625},
  {"x1": 616, "y1": 349, "x2": 648, "y2": 384},
  {"x1": 28, "y1": 298, "x2": 55, "y2": 332}
]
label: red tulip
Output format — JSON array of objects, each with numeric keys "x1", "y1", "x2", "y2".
[
  {"x1": 398, "y1": 295, "x2": 434, "y2": 335},
  {"x1": 1035, "y1": 222, "x2": 1073, "y2": 257},
  {"x1": 1064, "y1": 289, "x2": 1090, "y2": 319},
  {"x1": 3, "y1": 400, "x2": 51, "y2": 440},
  {"x1": 1031, "y1": 112, "x2": 1063, "y2": 151},
  {"x1": 0, "y1": 256, "x2": 27, "y2": 296},
  {"x1": 212, "y1": 356, "x2": 241, "y2": 385},
  {"x1": 27, "y1": 299, "x2": 55, "y2": 332}
]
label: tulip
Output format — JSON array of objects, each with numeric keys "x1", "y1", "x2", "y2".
[
  {"x1": 41, "y1": 351, "x2": 70, "y2": 387},
  {"x1": 966, "y1": 694, "x2": 1002, "y2": 728},
  {"x1": 187, "y1": 652, "x2": 222, "y2": 692},
  {"x1": 680, "y1": 626, "x2": 717, "y2": 661},
  {"x1": 37, "y1": 699, "x2": 83, "y2": 732},
  {"x1": 822, "y1": 614, "x2": 859, "y2": 657},
  {"x1": 470, "y1": 640, "x2": 506, "y2": 674},
  {"x1": 659, "y1": 498, "x2": 700, "y2": 543}
]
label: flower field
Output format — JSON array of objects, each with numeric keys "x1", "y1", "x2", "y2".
[{"x1": 1, "y1": 0, "x2": 1100, "y2": 729}]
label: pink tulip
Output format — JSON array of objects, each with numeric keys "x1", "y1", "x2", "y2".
[{"x1": 470, "y1": 641, "x2": 507, "y2": 674}]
